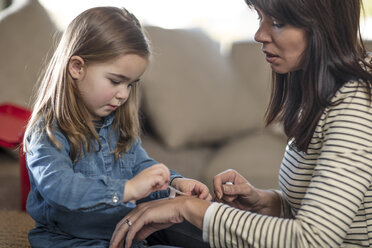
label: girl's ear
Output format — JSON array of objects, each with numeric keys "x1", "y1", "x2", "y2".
[{"x1": 68, "y1": 55, "x2": 85, "y2": 80}]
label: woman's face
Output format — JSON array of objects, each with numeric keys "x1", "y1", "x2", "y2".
[{"x1": 254, "y1": 8, "x2": 308, "y2": 74}]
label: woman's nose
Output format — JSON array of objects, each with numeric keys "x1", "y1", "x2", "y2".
[{"x1": 254, "y1": 22, "x2": 271, "y2": 43}]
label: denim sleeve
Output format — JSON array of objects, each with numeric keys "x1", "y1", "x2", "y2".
[
  {"x1": 26, "y1": 130, "x2": 126, "y2": 212},
  {"x1": 131, "y1": 141, "x2": 183, "y2": 200}
]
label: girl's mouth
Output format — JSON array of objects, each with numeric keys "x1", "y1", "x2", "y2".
[{"x1": 108, "y1": 105, "x2": 119, "y2": 110}]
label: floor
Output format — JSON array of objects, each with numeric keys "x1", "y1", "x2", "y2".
[
  {"x1": 0, "y1": 147, "x2": 21, "y2": 210},
  {"x1": 0, "y1": 149, "x2": 33, "y2": 248}
]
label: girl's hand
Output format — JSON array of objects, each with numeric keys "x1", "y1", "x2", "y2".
[
  {"x1": 124, "y1": 163, "x2": 170, "y2": 202},
  {"x1": 213, "y1": 169, "x2": 280, "y2": 216},
  {"x1": 171, "y1": 178, "x2": 212, "y2": 200},
  {"x1": 110, "y1": 197, "x2": 210, "y2": 248}
]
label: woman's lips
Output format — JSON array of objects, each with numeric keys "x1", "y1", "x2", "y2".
[{"x1": 264, "y1": 51, "x2": 279, "y2": 63}]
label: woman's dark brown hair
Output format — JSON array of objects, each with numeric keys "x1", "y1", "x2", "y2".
[{"x1": 245, "y1": 0, "x2": 372, "y2": 152}]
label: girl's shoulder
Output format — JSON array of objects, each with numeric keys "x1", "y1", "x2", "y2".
[
  {"x1": 27, "y1": 118, "x2": 69, "y2": 148},
  {"x1": 126, "y1": 138, "x2": 141, "y2": 153}
]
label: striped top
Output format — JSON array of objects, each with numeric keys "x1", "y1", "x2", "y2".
[{"x1": 208, "y1": 59, "x2": 372, "y2": 247}]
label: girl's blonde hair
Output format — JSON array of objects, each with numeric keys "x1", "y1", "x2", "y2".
[{"x1": 24, "y1": 7, "x2": 150, "y2": 162}]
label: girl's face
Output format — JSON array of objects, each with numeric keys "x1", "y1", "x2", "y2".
[
  {"x1": 71, "y1": 54, "x2": 148, "y2": 120},
  {"x1": 254, "y1": 8, "x2": 308, "y2": 74}
]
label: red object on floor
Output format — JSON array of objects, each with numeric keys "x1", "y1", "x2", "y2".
[{"x1": 0, "y1": 103, "x2": 31, "y2": 211}]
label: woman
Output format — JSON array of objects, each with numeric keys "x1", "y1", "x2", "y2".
[{"x1": 110, "y1": 0, "x2": 372, "y2": 247}]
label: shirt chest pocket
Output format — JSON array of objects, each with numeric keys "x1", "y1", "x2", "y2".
[{"x1": 119, "y1": 153, "x2": 135, "y2": 179}]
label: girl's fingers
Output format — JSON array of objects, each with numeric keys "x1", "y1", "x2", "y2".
[
  {"x1": 153, "y1": 163, "x2": 170, "y2": 178},
  {"x1": 196, "y1": 185, "x2": 211, "y2": 200},
  {"x1": 151, "y1": 175, "x2": 169, "y2": 191}
]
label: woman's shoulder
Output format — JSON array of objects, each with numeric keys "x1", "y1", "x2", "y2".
[
  {"x1": 332, "y1": 52, "x2": 371, "y2": 101},
  {"x1": 332, "y1": 80, "x2": 370, "y2": 101},
  {"x1": 328, "y1": 79, "x2": 371, "y2": 117}
]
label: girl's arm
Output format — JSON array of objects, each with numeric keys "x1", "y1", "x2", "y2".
[
  {"x1": 130, "y1": 141, "x2": 183, "y2": 202},
  {"x1": 26, "y1": 129, "x2": 127, "y2": 212}
]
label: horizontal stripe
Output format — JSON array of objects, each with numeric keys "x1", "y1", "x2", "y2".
[{"x1": 209, "y1": 79, "x2": 372, "y2": 247}]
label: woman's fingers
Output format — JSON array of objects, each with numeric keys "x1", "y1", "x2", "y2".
[
  {"x1": 110, "y1": 219, "x2": 129, "y2": 248},
  {"x1": 222, "y1": 182, "x2": 254, "y2": 196},
  {"x1": 111, "y1": 198, "x2": 186, "y2": 248},
  {"x1": 110, "y1": 203, "x2": 148, "y2": 248},
  {"x1": 213, "y1": 169, "x2": 239, "y2": 199}
]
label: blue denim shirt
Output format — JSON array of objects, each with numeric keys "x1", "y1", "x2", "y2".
[{"x1": 25, "y1": 114, "x2": 181, "y2": 247}]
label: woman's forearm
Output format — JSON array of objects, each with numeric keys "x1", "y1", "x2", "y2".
[
  {"x1": 256, "y1": 189, "x2": 281, "y2": 217},
  {"x1": 181, "y1": 197, "x2": 212, "y2": 229}
]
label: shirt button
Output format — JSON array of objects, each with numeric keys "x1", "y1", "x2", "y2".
[{"x1": 112, "y1": 195, "x2": 119, "y2": 203}]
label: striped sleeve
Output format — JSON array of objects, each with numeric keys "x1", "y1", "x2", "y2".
[
  {"x1": 207, "y1": 82, "x2": 372, "y2": 247},
  {"x1": 209, "y1": 204, "x2": 296, "y2": 248}
]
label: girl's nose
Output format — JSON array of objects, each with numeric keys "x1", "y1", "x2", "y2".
[{"x1": 116, "y1": 84, "x2": 130, "y2": 101}]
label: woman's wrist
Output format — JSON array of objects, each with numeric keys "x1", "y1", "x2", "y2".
[
  {"x1": 180, "y1": 196, "x2": 211, "y2": 230},
  {"x1": 257, "y1": 189, "x2": 281, "y2": 217}
]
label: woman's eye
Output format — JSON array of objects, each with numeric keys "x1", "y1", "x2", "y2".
[{"x1": 273, "y1": 19, "x2": 285, "y2": 28}]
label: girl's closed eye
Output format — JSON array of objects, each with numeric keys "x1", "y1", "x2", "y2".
[{"x1": 110, "y1": 79, "x2": 121, "y2": 85}]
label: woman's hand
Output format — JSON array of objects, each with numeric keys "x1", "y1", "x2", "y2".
[
  {"x1": 213, "y1": 169, "x2": 280, "y2": 216},
  {"x1": 171, "y1": 178, "x2": 212, "y2": 200},
  {"x1": 110, "y1": 197, "x2": 211, "y2": 248},
  {"x1": 124, "y1": 163, "x2": 170, "y2": 202}
]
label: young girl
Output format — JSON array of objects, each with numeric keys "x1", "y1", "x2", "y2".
[{"x1": 23, "y1": 6, "x2": 210, "y2": 248}]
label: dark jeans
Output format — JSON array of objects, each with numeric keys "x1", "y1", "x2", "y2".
[{"x1": 146, "y1": 221, "x2": 210, "y2": 248}]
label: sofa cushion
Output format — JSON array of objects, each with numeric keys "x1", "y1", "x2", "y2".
[
  {"x1": 141, "y1": 26, "x2": 262, "y2": 149},
  {"x1": 0, "y1": 0, "x2": 59, "y2": 108},
  {"x1": 141, "y1": 134, "x2": 214, "y2": 182},
  {"x1": 230, "y1": 41, "x2": 271, "y2": 116},
  {"x1": 203, "y1": 131, "x2": 287, "y2": 190}
]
